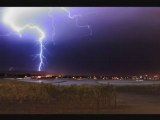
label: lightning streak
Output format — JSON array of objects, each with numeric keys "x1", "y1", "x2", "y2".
[
  {"x1": 48, "y1": 7, "x2": 56, "y2": 44},
  {"x1": 1, "y1": 7, "x2": 92, "y2": 71},
  {"x1": 61, "y1": 7, "x2": 92, "y2": 36},
  {"x1": 19, "y1": 25, "x2": 45, "y2": 71},
  {"x1": 2, "y1": 8, "x2": 45, "y2": 71}
]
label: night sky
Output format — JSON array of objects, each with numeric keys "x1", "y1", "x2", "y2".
[{"x1": 1, "y1": 7, "x2": 160, "y2": 75}]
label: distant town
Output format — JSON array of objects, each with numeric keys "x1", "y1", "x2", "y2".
[{"x1": 0, "y1": 72, "x2": 160, "y2": 80}]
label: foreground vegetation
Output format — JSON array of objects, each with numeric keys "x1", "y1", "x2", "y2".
[
  {"x1": 1, "y1": 80, "x2": 160, "y2": 113},
  {"x1": 0, "y1": 80, "x2": 117, "y2": 113}
]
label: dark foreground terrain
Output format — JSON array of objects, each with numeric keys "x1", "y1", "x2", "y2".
[{"x1": 0, "y1": 80, "x2": 160, "y2": 114}]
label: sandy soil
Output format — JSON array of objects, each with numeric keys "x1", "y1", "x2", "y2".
[
  {"x1": 113, "y1": 93, "x2": 160, "y2": 114},
  {"x1": 0, "y1": 93, "x2": 160, "y2": 114}
]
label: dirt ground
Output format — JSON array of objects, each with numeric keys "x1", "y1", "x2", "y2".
[
  {"x1": 0, "y1": 92, "x2": 160, "y2": 114},
  {"x1": 114, "y1": 93, "x2": 160, "y2": 114}
]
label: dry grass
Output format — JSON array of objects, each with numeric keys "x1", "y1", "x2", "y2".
[
  {"x1": 2, "y1": 80, "x2": 160, "y2": 114},
  {"x1": 0, "y1": 80, "x2": 117, "y2": 113}
]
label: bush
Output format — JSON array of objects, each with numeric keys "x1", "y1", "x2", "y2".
[{"x1": 0, "y1": 80, "x2": 117, "y2": 110}]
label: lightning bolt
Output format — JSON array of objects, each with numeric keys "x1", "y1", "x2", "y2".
[
  {"x1": 5, "y1": 24, "x2": 45, "y2": 71},
  {"x1": 1, "y1": 7, "x2": 92, "y2": 72},
  {"x1": 20, "y1": 25, "x2": 45, "y2": 72},
  {"x1": 2, "y1": 7, "x2": 46, "y2": 71},
  {"x1": 61, "y1": 7, "x2": 92, "y2": 36},
  {"x1": 48, "y1": 7, "x2": 56, "y2": 44},
  {"x1": 48, "y1": 7, "x2": 92, "y2": 41}
]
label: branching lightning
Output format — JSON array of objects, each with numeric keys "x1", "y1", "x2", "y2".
[
  {"x1": 1, "y1": 7, "x2": 92, "y2": 71},
  {"x1": 48, "y1": 7, "x2": 56, "y2": 44},
  {"x1": 61, "y1": 7, "x2": 92, "y2": 36}
]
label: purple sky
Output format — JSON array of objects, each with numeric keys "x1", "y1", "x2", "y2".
[{"x1": 1, "y1": 7, "x2": 160, "y2": 75}]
